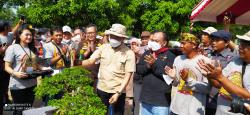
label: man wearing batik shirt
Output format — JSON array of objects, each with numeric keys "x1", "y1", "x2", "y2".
[
  {"x1": 44, "y1": 27, "x2": 67, "y2": 75},
  {"x1": 165, "y1": 33, "x2": 211, "y2": 115},
  {"x1": 199, "y1": 30, "x2": 250, "y2": 115},
  {"x1": 205, "y1": 30, "x2": 237, "y2": 115},
  {"x1": 210, "y1": 30, "x2": 236, "y2": 68}
]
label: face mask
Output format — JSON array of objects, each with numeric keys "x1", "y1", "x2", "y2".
[
  {"x1": 148, "y1": 40, "x2": 161, "y2": 51},
  {"x1": 72, "y1": 35, "x2": 81, "y2": 43},
  {"x1": 40, "y1": 35, "x2": 47, "y2": 41},
  {"x1": 109, "y1": 38, "x2": 121, "y2": 48},
  {"x1": 62, "y1": 39, "x2": 71, "y2": 44}
]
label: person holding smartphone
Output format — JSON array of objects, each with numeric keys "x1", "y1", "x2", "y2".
[{"x1": 0, "y1": 20, "x2": 23, "y2": 115}]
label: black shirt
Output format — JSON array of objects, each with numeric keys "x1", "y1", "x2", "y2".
[{"x1": 136, "y1": 49, "x2": 176, "y2": 106}]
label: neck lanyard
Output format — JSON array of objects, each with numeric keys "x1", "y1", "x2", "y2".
[
  {"x1": 242, "y1": 62, "x2": 247, "y2": 88},
  {"x1": 19, "y1": 44, "x2": 32, "y2": 62}
]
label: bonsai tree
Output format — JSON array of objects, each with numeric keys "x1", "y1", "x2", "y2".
[{"x1": 35, "y1": 67, "x2": 106, "y2": 115}]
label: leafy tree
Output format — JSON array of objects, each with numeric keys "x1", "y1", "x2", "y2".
[
  {"x1": 0, "y1": 0, "x2": 25, "y2": 25},
  {"x1": 0, "y1": 8, "x2": 16, "y2": 22},
  {"x1": 2, "y1": 0, "x2": 248, "y2": 39},
  {"x1": 18, "y1": 0, "x2": 120, "y2": 30},
  {"x1": 140, "y1": 0, "x2": 201, "y2": 38}
]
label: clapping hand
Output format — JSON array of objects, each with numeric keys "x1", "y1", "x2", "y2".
[
  {"x1": 164, "y1": 66, "x2": 176, "y2": 79},
  {"x1": 144, "y1": 54, "x2": 156, "y2": 67},
  {"x1": 180, "y1": 68, "x2": 189, "y2": 81},
  {"x1": 197, "y1": 59, "x2": 223, "y2": 80},
  {"x1": 131, "y1": 45, "x2": 140, "y2": 54},
  {"x1": 61, "y1": 46, "x2": 68, "y2": 55}
]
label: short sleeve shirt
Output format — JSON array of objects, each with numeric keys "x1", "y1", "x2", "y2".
[
  {"x1": 0, "y1": 32, "x2": 14, "y2": 46},
  {"x1": 90, "y1": 44, "x2": 136, "y2": 93},
  {"x1": 43, "y1": 42, "x2": 65, "y2": 69},
  {"x1": 170, "y1": 54, "x2": 211, "y2": 115},
  {"x1": 210, "y1": 48, "x2": 236, "y2": 68},
  {"x1": 4, "y1": 44, "x2": 37, "y2": 90},
  {"x1": 216, "y1": 57, "x2": 249, "y2": 115}
]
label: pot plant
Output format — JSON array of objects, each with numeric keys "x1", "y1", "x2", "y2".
[{"x1": 35, "y1": 67, "x2": 106, "y2": 115}]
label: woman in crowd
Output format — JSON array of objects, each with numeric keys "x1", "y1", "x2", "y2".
[{"x1": 4, "y1": 25, "x2": 43, "y2": 115}]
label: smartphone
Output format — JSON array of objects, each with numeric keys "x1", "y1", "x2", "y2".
[{"x1": 20, "y1": 14, "x2": 25, "y2": 21}]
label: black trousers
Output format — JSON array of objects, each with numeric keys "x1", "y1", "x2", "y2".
[
  {"x1": 205, "y1": 107, "x2": 216, "y2": 115},
  {"x1": 10, "y1": 86, "x2": 36, "y2": 115},
  {"x1": 97, "y1": 89, "x2": 125, "y2": 115},
  {"x1": 0, "y1": 70, "x2": 10, "y2": 115}
]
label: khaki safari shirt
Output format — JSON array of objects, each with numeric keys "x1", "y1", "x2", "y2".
[{"x1": 90, "y1": 44, "x2": 136, "y2": 93}]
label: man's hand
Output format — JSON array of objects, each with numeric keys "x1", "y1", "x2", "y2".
[
  {"x1": 144, "y1": 54, "x2": 156, "y2": 67},
  {"x1": 125, "y1": 98, "x2": 133, "y2": 106},
  {"x1": 198, "y1": 59, "x2": 223, "y2": 80},
  {"x1": 109, "y1": 93, "x2": 119, "y2": 104},
  {"x1": 223, "y1": 14, "x2": 231, "y2": 32},
  {"x1": 223, "y1": 15, "x2": 231, "y2": 25},
  {"x1": 61, "y1": 46, "x2": 68, "y2": 55},
  {"x1": 164, "y1": 66, "x2": 176, "y2": 79},
  {"x1": 244, "y1": 103, "x2": 250, "y2": 112},
  {"x1": 131, "y1": 46, "x2": 140, "y2": 54},
  {"x1": 180, "y1": 68, "x2": 189, "y2": 81},
  {"x1": 19, "y1": 19, "x2": 25, "y2": 25}
]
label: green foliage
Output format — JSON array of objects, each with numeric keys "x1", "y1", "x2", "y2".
[
  {"x1": 1, "y1": 0, "x2": 249, "y2": 39},
  {"x1": 0, "y1": 8, "x2": 16, "y2": 22},
  {"x1": 35, "y1": 67, "x2": 106, "y2": 115},
  {"x1": 140, "y1": 0, "x2": 200, "y2": 38}
]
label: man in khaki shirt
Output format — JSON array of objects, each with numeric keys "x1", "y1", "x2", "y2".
[{"x1": 82, "y1": 23, "x2": 135, "y2": 115}]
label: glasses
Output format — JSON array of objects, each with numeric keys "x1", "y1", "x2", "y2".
[{"x1": 86, "y1": 32, "x2": 96, "y2": 35}]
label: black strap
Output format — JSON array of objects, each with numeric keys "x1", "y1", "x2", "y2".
[
  {"x1": 51, "y1": 42, "x2": 67, "y2": 67},
  {"x1": 242, "y1": 62, "x2": 247, "y2": 88}
]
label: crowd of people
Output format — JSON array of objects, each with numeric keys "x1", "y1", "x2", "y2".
[{"x1": 0, "y1": 18, "x2": 250, "y2": 115}]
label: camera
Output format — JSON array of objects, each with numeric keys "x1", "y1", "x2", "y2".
[{"x1": 230, "y1": 98, "x2": 250, "y2": 115}]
